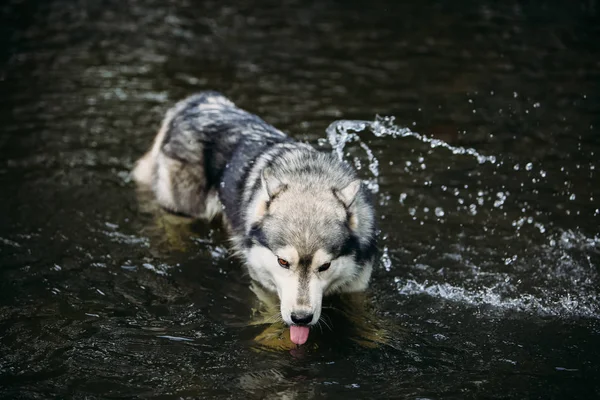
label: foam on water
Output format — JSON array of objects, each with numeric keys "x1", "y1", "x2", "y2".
[
  {"x1": 97, "y1": 222, "x2": 150, "y2": 247},
  {"x1": 142, "y1": 262, "x2": 173, "y2": 276},
  {"x1": 395, "y1": 277, "x2": 599, "y2": 318},
  {"x1": 394, "y1": 227, "x2": 600, "y2": 318}
]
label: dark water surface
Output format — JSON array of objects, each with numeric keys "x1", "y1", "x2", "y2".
[{"x1": 1, "y1": 0, "x2": 599, "y2": 398}]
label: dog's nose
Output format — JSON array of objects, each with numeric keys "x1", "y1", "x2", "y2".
[{"x1": 291, "y1": 312, "x2": 313, "y2": 325}]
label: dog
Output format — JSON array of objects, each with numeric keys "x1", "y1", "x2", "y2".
[{"x1": 133, "y1": 91, "x2": 377, "y2": 345}]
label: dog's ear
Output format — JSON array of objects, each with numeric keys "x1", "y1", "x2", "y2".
[
  {"x1": 334, "y1": 179, "x2": 361, "y2": 208},
  {"x1": 261, "y1": 167, "x2": 286, "y2": 198}
]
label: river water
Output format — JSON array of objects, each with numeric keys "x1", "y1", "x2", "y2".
[{"x1": 1, "y1": 0, "x2": 599, "y2": 398}]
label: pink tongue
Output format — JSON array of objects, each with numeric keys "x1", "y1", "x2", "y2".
[{"x1": 290, "y1": 326, "x2": 310, "y2": 345}]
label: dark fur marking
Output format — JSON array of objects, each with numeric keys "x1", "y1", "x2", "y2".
[
  {"x1": 246, "y1": 223, "x2": 271, "y2": 250},
  {"x1": 337, "y1": 233, "x2": 360, "y2": 259},
  {"x1": 297, "y1": 258, "x2": 312, "y2": 306},
  {"x1": 323, "y1": 226, "x2": 377, "y2": 268},
  {"x1": 299, "y1": 255, "x2": 312, "y2": 267},
  {"x1": 355, "y1": 237, "x2": 378, "y2": 265}
]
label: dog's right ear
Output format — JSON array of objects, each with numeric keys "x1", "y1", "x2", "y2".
[
  {"x1": 261, "y1": 167, "x2": 286, "y2": 199},
  {"x1": 334, "y1": 179, "x2": 361, "y2": 209}
]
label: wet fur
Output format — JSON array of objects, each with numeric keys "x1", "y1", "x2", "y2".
[{"x1": 133, "y1": 91, "x2": 377, "y2": 328}]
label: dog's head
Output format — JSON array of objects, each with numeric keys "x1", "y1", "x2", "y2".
[{"x1": 244, "y1": 160, "x2": 376, "y2": 343}]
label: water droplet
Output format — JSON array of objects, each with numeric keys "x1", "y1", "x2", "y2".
[
  {"x1": 525, "y1": 163, "x2": 533, "y2": 171},
  {"x1": 504, "y1": 255, "x2": 517, "y2": 265},
  {"x1": 534, "y1": 222, "x2": 546, "y2": 233},
  {"x1": 381, "y1": 247, "x2": 392, "y2": 272},
  {"x1": 435, "y1": 207, "x2": 445, "y2": 217},
  {"x1": 493, "y1": 191, "x2": 507, "y2": 208}
]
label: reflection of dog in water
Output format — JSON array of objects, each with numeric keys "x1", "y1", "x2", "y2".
[
  {"x1": 248, "y1": 283, "x2": 394, "y2": 352},
  {"x1": 133, "y1": 92, "x2": 377, "y2": 346}
]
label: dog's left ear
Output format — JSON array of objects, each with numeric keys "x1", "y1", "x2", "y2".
[{"x1": 334, "y1": 179, "x2": 361, "y2": 208}]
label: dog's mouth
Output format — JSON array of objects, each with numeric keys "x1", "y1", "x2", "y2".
[{"x1": 289, "y1": 325, "x2": 310, "y2": 345}]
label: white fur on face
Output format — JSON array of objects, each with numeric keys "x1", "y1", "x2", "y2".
[
  {"x1": 274, "y1": 245, "x2": 299, "y2": 266},
  {"x1": 246, "y1": 245, "x2": 299, "y2": 324},
  {"x1": 246, "y1": 246, "x2": 278, "y2": 293},
  {"x1": 245, "y1": 245, "x2": 368, "y2": 326},
  {"x1": 277, "y1": 274, "x2": 303, "y2": 325}
]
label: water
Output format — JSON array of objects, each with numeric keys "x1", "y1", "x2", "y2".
[{"x1": 1, "y1": 0, "x2": 599, "y2": 398}]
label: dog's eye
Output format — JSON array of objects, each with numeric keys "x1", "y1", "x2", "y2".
[
  {"x1": 277, "y1": 257, "x2": 290, "y2": 268},
  {"x1": 318, "y1": 262, "x2": 331, "y2": 272}
]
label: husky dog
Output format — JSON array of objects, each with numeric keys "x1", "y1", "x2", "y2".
[{"x1": 133, "y1": 92, "x2": 377, "y2": 345}]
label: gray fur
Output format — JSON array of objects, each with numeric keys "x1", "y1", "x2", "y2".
[{"x1": 133, "y1": 91, "x2": 377, "y2": 330}]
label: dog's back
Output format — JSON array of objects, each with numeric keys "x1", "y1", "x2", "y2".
[{"x1": 133, "y1": 91, "x2": 288, "y2": 219}]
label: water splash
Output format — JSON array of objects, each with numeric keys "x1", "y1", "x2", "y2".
[
  {"x1": 327, "y1": 116, "x2": 497, "y2": 169},
  {"x1": 552, "y1": 229, "x2": 600, "y2": 251},
  {"x1": 395, "y1": 277, "x2": 599, "y2": 318},
  {"x1": 142, "y1": 262, "x2": 173, "y2": 276},
  {"x1": 326, "y1": 115, "x2": 598, "y2": 320},
  {"x1": 395, "y1": 228, "x2": 600, "y2": 319},
  {"x1": 326, "y1": 116, "x2": 499, "y2": 195},
  {"x1": 326, "y1": 120, "x2": 380, "y2": 192}
]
